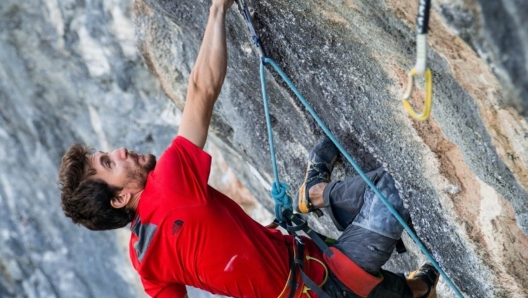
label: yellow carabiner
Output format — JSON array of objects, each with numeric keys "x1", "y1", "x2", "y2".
[{"x1": 402, "y1": 67, "x2": 433, "y2": 121}]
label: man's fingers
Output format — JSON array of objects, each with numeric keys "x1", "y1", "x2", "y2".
[{"x1": 212, "y1": 0, "x2": 234, "y2": 10}]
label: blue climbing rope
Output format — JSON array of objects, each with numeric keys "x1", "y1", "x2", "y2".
[
  {"x1": 260, "y1": 58, "x2": 293, "y2": 222},
  {"x1": 236, "y1": 0, "x2": 464, "y2": 297},
  {"x1": 235, "y1": 0, "x2": 292, "y2": 221}
]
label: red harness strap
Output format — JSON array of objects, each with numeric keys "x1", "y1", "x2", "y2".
[
  {"x1": 280, "y1": 210, "x2": 385, "y2": 298},
  {"x1": 323, "y1": 247, "x2": 383, "y2": 298}
]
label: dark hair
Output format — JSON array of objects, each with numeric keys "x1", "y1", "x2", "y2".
[{"x1": 58, "y1": 144, "x2": 134, "y2": 231}]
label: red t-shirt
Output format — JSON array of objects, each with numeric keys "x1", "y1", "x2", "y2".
[{"x1": 129, "y1": 137, "x2": 325, "y2": 298}]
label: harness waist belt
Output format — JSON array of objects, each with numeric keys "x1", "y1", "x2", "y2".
[{"x1": 323, "y1": 247, "x2": 383, "y2": 298}]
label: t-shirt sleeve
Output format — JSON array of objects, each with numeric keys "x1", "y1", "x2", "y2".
[
  {"x1": 141, "y1": 277, "x2": 187, "y2": 298},
  {"x1": 151, "y1": 136, "x2": 212, "y2": 200}
]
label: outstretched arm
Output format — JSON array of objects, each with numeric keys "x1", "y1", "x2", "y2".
[{"x1": 177, "y1": 0, "x2": 234, "y2": 148}]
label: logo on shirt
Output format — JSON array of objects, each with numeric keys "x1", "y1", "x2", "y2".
[{"x1": 172, "y1": 220, "x2": 184, "y2": 235}]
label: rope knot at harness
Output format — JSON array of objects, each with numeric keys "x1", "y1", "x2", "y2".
[{"x1": 271, "y1": 181, "x2": 293, "y2": 221}]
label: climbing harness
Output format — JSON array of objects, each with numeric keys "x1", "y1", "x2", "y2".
[
  {"x1": 402, "y1": 0, "x2": 433, "y2": 121},
  {"x1": 282, "y1": 209, "x2": 383, "y2": 298},
  {"x1": 235, "y1": 0, "x2": 464, "y2": 297},
  {"x1": 268, "y1": 210, "x2": 332, "y2": 298}
]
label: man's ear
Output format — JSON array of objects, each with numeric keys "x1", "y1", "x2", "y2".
[{"x1": 111, "y1": 192, "x2": 131, "y2": 209}]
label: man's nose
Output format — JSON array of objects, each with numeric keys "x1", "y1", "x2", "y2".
[{"x1": 111, "y1": 148, "x2": 128, "y2": 159}]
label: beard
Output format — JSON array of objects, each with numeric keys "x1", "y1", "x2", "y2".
[
  {"x1": 142, "y1": 154, "x2": 157, "y2": 172},
  {"x1": 124, "y1": 154, "x2": 157, "y2": 189},
  {"x1": 128, "y1": 151, "x2": 157, "y2": 172}
]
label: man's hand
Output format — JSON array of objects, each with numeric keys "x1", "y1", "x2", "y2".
[
  {"x1": 212, "y1": 0, "x2": 234, "y2": 10},
  {"x1": 178, "y1": 0, "x2": 232, "y2": 148}
]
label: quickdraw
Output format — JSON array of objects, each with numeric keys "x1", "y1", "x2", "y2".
[
  {"x1": 402, "y1": 0, "x2": 433, "y2": 121},
  {"x1": 235, "y1": 0, "x2": 267, "y2": 59}
]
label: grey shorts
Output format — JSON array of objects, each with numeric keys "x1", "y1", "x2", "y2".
[{"x1": 323, "y1": 168, "x2": 410, "y2": 274}]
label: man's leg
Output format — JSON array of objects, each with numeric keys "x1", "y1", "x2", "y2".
[
  {"x1": 298, "y1": 138, "x2": 437, "y2": 297},
  {"x1": 305, "y1": 165, "x2": 432, "y2": 296},
  {"x1": 312, "y1": 172, "x2": 437, "y2": 298},
  {"x1": 326, "y1": 171, "x2": 409, "y2": 273},
  {"x1": 309, "y1": 169, "x2": 412, "y2": 298},
  {"x1": 321, "y1": 167, "x2": 388, "y2": 231}
]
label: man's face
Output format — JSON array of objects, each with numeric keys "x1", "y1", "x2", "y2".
[{"x1": 89, "y1": 148, "x2": 157, "y2": 191}]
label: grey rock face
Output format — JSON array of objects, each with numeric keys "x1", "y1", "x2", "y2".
[
  {"x1": 0, "y1": 0, "x2": 175, "y2": 297},
  {"x1": 439, "y1": 0, "x2": 528, "y2": 116},
  {"x1": 0, "y1": 0, "x2": 527, "y2": 298}
]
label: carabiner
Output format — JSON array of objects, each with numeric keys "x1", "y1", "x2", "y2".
[
  {"x1": 235, "y1": 0, "x2": 267, "y2": 58},
  {"x1": 402, "y1": 67, "x2": 432, "y2": 121}
]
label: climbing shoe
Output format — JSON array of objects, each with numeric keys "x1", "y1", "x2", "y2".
[
  {"x1": 295, "y1": 137, "x2": 338, "y2": 216},
  {"x1": 408, "y1": 262, "x2": 440, "y2": 298}
]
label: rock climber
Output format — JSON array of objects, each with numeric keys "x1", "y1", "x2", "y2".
[{"x1": 57, "y1": 0, "x2": 439, "y2": 297}]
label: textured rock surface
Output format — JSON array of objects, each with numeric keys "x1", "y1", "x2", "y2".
[
  {"x1": 0, "y1": 0, "x2": 174, "y2": 297},
  {"x1": 0, "y1": 0, "x2": 527, "y2": 298}
]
